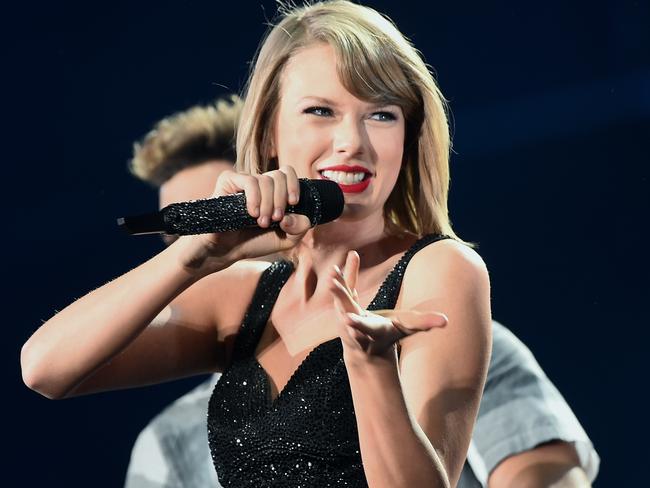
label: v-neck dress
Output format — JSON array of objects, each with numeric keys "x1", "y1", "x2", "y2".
[{"x1": 207, "y1": 234, "x2": 450, "y2": 487}]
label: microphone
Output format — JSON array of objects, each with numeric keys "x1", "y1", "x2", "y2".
[{"x1": 117, "y1": 178, "x2": 344, "y2": 236}]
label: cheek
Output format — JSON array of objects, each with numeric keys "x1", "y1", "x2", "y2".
[
  {"x1": 371, "y1": 132, "x2": 404, "y2": 171},
  {"x1": 368, "y1": 130, "x2": 404, "y2": 201},
  {"x1": 277, "y1": 124, "x2": 328, "y2": 175}
]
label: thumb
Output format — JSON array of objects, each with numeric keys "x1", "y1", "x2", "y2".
[
  {"x1": 386, "y1": 310, "x2": 448, "y2": 333},
  {"x1": 279, "y1": 213, "x2": 311, "y2": 240}
]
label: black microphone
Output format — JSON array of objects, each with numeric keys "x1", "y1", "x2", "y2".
[{"x1": 117, "y1": 178, "x2": 344, "y2": 236}]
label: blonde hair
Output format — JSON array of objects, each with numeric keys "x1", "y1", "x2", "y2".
[
  {"x1": 130, "y1": 95, "x2": 242, "y2": 186},
  {"x1": 237, "y1": 0, "x2": 462, "y2": 241}
]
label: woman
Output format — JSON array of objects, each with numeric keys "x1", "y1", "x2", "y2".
[{"x1": 21, "y1": 1, "x2": 491, "y2": 486}]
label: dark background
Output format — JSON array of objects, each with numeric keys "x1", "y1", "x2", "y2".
[{"x1": 7, "y1": 0, "x2": 649, "y2": 486}]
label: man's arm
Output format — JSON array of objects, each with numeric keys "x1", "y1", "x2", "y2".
[
  {"x1": 461, "y1": 321, "x2": 599, "y2": 488},
  {"x1": 489, "y1": 440, "x2": 591, "y2": 488},
  {"x1": 124, "y1": 376, "x2": 222, "y2": 488}
]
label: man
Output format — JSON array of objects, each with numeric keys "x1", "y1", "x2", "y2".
[{"x1": 124, "y1": 96, "x2": 599, "y2": 488}]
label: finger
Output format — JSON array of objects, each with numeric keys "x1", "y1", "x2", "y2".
[
  {"x1": 279, "y1": 166, "x2": 300, "y2": 205},
  {"x1": 391, "y1": 310, "x2": 448, "y2": 333},
  {"x1": 332, "y1": 265, "x2": 349, "y2": 291},
  {"x1": 373, "y1": 307, "x2": 448, "y2": 326},
  {"x1": 267, "y1": 170, "x2": 288, "y2": 221},
  {"x1": 351, "y1": 288, "x2": 360, "y2": 302},
  {"x1": 330, "y1": 277, "x2": 358, "y2": 314},
  {"x1": 256, "y1": 175, "x2": 275, "y2": 228},
  {"x1": 278, "y1": 213, "x2": 311, "y2": 239},
  {"x1": 332, "y1": 265, "x2": 363, "y2": 309},
  {"x1": 213, "y1": 171, "x2": 261, "y2": 218},
  {"x1": 332, "y1": 267, "x2": 366, "y2": 317},
  {"x1": 331, "y1": 277, "x2": 353, "y2": 304},
  {"x1": 342, "y1": 251, "x2": 360, "y2": 294}
]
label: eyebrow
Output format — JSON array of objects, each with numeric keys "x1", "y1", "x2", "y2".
[
  {"x1": 298, "y1": 96, "x2": 399, "y2": 110},
  {"x1": 299, "y1": 96, "x2": 339, "y2": 107}
]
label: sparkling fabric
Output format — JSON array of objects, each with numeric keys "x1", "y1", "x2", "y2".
[{"x1": 207, "y1": 234, "x2": 450, "y2": 487}]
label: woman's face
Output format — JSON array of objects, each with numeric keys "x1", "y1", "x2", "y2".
[{"x1": 272, "y1": 43, "x2": 405, "y2": 222}]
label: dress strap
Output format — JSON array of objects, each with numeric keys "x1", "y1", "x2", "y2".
[
  {"x1": 367, "y1": 234, "x2": 451, "y2": 311},
  {"x1": 231, "y1": 260, "x2": 295, "y2": 361}
]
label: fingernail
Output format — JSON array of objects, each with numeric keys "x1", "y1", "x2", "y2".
[
  {"x1": 289, "y1": 192, "x2": 298, "y2": 204},
  {"x1": 253, "y1": 207, "x2": 260, "y2": 218},
  {"x1": 273, "y1": 208, "x2": 283, "y2": 220},
  {"x1": 283, "y1": 214, "x2": 294, "y2": 226},
  {"x1": 259, "y1": 216, "x2": 269, "y2": 227},
  {"x1": 434, "y1": 314, "x2": 448, "y2": 326}
]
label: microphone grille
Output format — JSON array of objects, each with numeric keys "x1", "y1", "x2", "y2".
[{"x1": 303, "y1": 179, "x2": 344, "y2": 225}]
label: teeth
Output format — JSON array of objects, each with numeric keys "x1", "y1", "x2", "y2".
[{"x1": 321, "y1": 170, "x2": 367, "y2": 184}]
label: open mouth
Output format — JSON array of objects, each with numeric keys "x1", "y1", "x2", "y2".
[{"x1": 318, "y1": 169, "x2": 372, "y2": 185}]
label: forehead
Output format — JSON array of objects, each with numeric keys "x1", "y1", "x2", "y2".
[
  {"x1": 280, "y1": 42, "x2": 404, "y2": 109},
  {"x1": 280, "y1": 43, "x2": 342, "y2": 99}
]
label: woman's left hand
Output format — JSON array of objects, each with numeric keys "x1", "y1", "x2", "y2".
[{"x1": 329, "y1": 251, "x2": 448, "y2": 359}]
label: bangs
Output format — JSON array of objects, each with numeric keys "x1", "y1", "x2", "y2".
[
  {"x1": 300, "y1": 16, "x2": 425, "y2": 142},
  {"x1": 300, "y1": 7, "x2": 420, "y2": 111},
  {"x1": 331, "y1": 32, "x2": 418, "y2": 110}
]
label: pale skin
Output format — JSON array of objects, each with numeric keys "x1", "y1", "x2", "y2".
[
  {"x1": 157, "y1": 161, "x2": 591, "y2": 488},
  {"x1": 20, "y1": 43, "x2": 577, "y2": 487},
  {"x1": 163, "y1": 166, "x2": 591, "y2": 488}
]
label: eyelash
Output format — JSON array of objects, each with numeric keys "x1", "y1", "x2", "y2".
[
  {"x1": 370, "y1": 111, "x2": 397, "y2": 122},
  {"x1": 304, "y1": 106, "x2": 333, "y2": 117},
  {"x1": 303, "y1": 106, "x2": 398, "y2": 121}
]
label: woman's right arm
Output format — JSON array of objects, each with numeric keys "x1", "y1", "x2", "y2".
[
  {"x1": 21, "y1": 168, "x2": 309, "y2": 400},
  {"x1": 20, "y1": 235, "x2": 240, "y2": 400}
]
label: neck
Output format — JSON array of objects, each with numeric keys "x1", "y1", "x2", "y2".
[
  {"x1": 297, "y1": 212, "x2": 388, "y2": 268},
  {"x1": 281, "y1": 213, "x2": 410, "y2": 306}
]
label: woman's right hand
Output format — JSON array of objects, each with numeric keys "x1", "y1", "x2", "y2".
[{"x1": 178, "y1": 166, "x2": 312, "y2": 274}]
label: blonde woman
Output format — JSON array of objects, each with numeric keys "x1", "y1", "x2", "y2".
[{"x1": 22, "y1": 2, "x2": 491, "y2": 486}]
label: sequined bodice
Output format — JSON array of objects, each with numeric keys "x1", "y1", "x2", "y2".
[{"x1": 207, "y1": 234, "x2": 449, "y2": 487}]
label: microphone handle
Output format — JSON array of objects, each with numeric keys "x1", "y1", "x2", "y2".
[{"x1": 118, "y1": 178, "x2": 323, "y2": 236}]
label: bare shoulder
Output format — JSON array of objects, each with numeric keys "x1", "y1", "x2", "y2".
[
  {"x1": 399, "y1": 238, "x2": 490, "y2": 308},
  {"x1": 411, "y1": 238, "x2": 487, "y2": 275},
  {"x1": 182, "y1": 259, "x2": 274, "y2": 336},
  {"x1": 207, "y1": 258, "x2": 274, "y2": 289}
]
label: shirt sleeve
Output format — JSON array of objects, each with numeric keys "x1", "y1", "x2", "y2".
[
  {"x1": 123, "y1": 375, "x2": 222, "y2": 488},
  {"x1": 464, "y1": 321, "x2": 600, "y2": 487},
  {"x1": 124, "y1": 425, "x2": 176, "y2": 488}
]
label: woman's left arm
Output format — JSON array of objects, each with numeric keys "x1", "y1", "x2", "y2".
[{"x1": 330, "y1": 240, "x2": 492, "y2": 488}]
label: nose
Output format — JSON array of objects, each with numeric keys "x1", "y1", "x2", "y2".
[{"x1": 333, "y1": 116, "x2": 365, "y2": 157}]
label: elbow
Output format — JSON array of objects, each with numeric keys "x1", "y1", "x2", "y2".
[{"x1": 21, "y1": 340, "x2": 68, "y2": 400}]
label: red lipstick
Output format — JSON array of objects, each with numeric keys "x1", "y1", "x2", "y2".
[
  {"x1": 318, "y1": 165, "x2": 373, "y2": 194},
  {"x1": 319, "y1": 165, "x2": 371, "y2": 173}
]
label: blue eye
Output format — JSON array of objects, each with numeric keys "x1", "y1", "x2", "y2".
[
  {"x1": 304, "y1": 106, "x2": 333, "y2": 117},
  {"x1": 370, "y1": 111, "x2": 397, "y2": 121}
]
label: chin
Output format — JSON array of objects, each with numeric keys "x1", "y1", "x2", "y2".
[{"x1": 336, "y1": 204, "x2": 377, "y2": 222}]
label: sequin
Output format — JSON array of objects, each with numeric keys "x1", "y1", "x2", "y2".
[
  {"x1": 163, "y1": 178, "x2": 324, "y2": 235},
  {"x1": 207, "y1": 234, "x2": 450, "y2": 486}
]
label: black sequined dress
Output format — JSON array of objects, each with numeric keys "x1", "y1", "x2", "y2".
[{"x1": 207, "y1": 234, "x2": 449, "y2": 487}]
